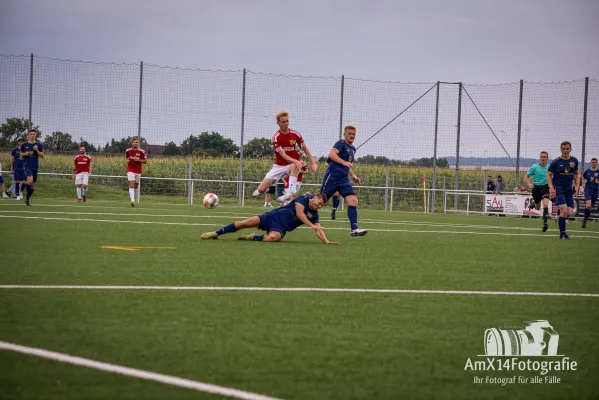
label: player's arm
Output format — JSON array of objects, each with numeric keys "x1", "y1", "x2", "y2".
[
  {"x1": 33, "y1": 143, "x2": 44, "y2": 158},
  {"x1": 89, "y1": 157, "x2": 93, "y2": 176},
  {"x1": 328, "y1": 148, "x2": 353, "y2": 169},
  {"x1": 524, "y1": 172, "x2": 534, "y2": 189},
  {"x1": 72, "y1": 157, "x2": 77, "y2": 179},
  {"x1": 348, "y1": 166, "x2": 361, "y2": 185},
  {"x1": 294, "y1": 202, "x2": 321, "y2": 231},
  {"x1": 300, "y1": 143, "x2": 318, "y2": 173},
  {"x1": 574, "y1": 169, "x2": 580, "y2": 194},
  {"x1": 10, "y1": 153, "x2": 15, "y2": 173},
  {"x1": 546, "y1": 171, "x2": 555, "y2": 198},
  {"x1": 277, "y1": 148, "x2": 303, "y2": 168},
  {"x1": 313, "y1": 223, "x2": 340, "y2": 245}
]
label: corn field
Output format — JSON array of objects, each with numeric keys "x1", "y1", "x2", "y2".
[{"x1": 0, "y1": 152, "x2": 526, "y2": 210}]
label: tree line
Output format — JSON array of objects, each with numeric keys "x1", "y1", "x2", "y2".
[{"x1": 0, "y1": 117, "x2": 448, "y2": 167}]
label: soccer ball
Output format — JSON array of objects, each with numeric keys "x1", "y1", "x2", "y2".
[{"x1": 203, "y1": 193, "x2": 219, "y2": 209}]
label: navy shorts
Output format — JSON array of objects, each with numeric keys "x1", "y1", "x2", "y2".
[
  {"x1": 0, "y1": 175, "x2": 3, "y2": 184},
  {"x1": 320, "y1": 172, "x2": 355, "y2": 200},
  {"x1": 25, "y1": 168, "x2": 38, "y2": 182},
  {"x1": 258, "y1": 209, "x2": 291, "y2": 238},
  {"x1": 584, "y1": 188, "x2": 598, "y2": 205},
  {"x1": 14, "y1": 170, "x2": 26, "y2": 181},
  {"x1": 555, "y1": 192, "x2": 574, "y2": 208}
]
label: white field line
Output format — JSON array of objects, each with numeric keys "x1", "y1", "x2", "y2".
[
  {"x1": 1, "y1": 209, "x2": 597, "y2": 235},
  {"x1": 1, "y1": 214, "x2": 599, "y2": 239},
  {"x1": 1, "y1": 285, "x2": 598, "y2": 298},
  {"x1": 0, "y1": 341, "x2": 281, "y2": 400}
]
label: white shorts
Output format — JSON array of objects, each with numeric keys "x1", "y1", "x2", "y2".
[
  {"x1": 264, "y1": 164, "x2": 291, "y2": 182},
  {"x1": 75, "y1": 172, "x2": 89, "y2": 185},
  {"x1": 127, "y1": 172, "x2": 141, "y2": 183}
]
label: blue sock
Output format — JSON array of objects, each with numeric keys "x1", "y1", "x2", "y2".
[
  {"x1": 20, "y1": 183, "x2": 26, "y2": 194},
  {"x1": 584, "y1": 208, "x2": 591, "y2": 219},
  {"x1": 558, "y1": 217, "x2": 566, "y2": 235},
  {"x1": 348, "y1": 205, "x2": 358, "y2": 231},
  {"x1": 216, "y1": 223, "x2": 237, "y2": 236},
  {"x1": 332, "y1": 196, "x2": 339, "y2": 209},
  {"x1": 25, "y1": 185, "x2": 32, "y2": 198},
  {"x1": 252, "y1": 235, "x2": 264, "y2": 241}
]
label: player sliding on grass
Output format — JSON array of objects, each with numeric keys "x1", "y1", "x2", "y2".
[
  {"x1": 201, "y1": 192, "x2": 339, "y2": 244},
  {"x1": 251, "y1": 111, "x2": 317, "y2": 203}
]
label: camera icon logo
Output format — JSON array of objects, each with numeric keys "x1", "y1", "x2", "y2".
[{"x1": 484, "y1": 320, "x2": 559, "y2": 356}]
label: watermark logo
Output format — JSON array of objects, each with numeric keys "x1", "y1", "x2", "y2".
[
  {"x1": 484, "y1": 320, "x2": 559, "y2": 356},
  {"x1": 465, "y1": 320, "x2": 578, "y2": 386}
]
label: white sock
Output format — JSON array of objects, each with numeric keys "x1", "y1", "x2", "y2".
[
  {"x1": 288, "y1": 176, "x2": 298, "y2": 193},
  {"x1": 264, "y1": 202, "x2": 267, "y2": 206},
  {"x1": 76, "y1": 187, "x2": 82, "y2": 199},
  {"x1": 129, "y1": 188, "x2": 136, "y2": 202},
  {"x1": 253, "y1": 190, "x2": 261, "y2": 196},
  {"x1": 83, "y1": 187, "x2": 88, "y2": 195}
]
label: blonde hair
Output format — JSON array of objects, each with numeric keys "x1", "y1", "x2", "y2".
[
  {"x1": 276, "y1": 111, "x2": 289, "y2": 121},
  {"x1": 344, "y1": 125, "x2": 356, "y2": 132}
]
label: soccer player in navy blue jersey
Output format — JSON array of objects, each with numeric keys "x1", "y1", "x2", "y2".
[
  {"x1": 10, "y1": 138, "x2": 26, "y2": 200},
  {"x1": 201, "y1": 192, "x2": 339, "y2": 244},
  {"x1": 547, "y1": 141, "x2": 580, "y2": 239},
  {"x1": 20, "y1": 130, "x2": 44, "y2": 206},
  {"x1": 321, "y1": 126, "x2": 367, "y2": 236},
  {"x1": 581, "y1": 157, "x2": 598, "y2": 228}
]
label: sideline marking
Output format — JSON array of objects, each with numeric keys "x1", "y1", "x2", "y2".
[
  {"x1": 1, "y1": 214, "x2": 598, "y2": 239},
  {"x1": 0, "y1": 341, "x2": 280, "y2": 400},
  {"x1": 99, "y1": 246, "x2": 177, "y2": 251},
  {"x1": 0, "y1": 285, "x2": 597, "y2": 297}
]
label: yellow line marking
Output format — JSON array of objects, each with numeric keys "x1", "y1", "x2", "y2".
[{"x1": 100, "y1": 246, "x2": 177, "y2": 251}]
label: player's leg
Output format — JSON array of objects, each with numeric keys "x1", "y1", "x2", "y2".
[
  {"x1": 278, "y1": 163, "x2": 300, "y2": 202},
  {"x1": 582, "y1": 189, "x2": 596, "y2": 228},
  {"x1": 75, "y1": 174, "x2": 82, "y2": 201},
  {"x1": 201, "y1": 216, "x2": 261, "y2": 239},
  {"x1": 254, "y1": 165, "x2": 289, "y2": 197},
  {"x1": 127, "y1": 173, "x2": 137, "y2": 205},
  {"x1": 541, "y1": 197, "x2": 550, "y2": 231},
  {"x1": 24, "y1": 169, "x2": 36, "y2": 206},
  {"x1": 0, "y1": 175, "x2": 6, "y2": 198},
  {"x1": 82, "y1": 173, "x2": 89, "y2": 202},
  {"x1": 7, "y1": 173, "x2": 15, "y2": 197},
  {"x1": 265, "y1": 185, "x2": 275, "y2": 207},
  {"x1": 331, "y1": 191, "x2": 340, "y2": 220},
  {"x1": 344, "y1": 194, "x2": 367, "y2": 236},
  {"x1": 239, "y1": 230, "x2": 283, "y2": 242},
  {"x1": 557, "y1": 194, "x2": 572, "y2": 239}
]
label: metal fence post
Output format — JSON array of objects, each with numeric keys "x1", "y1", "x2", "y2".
[
  {"x1": 138, "y1": 61, "x2": 144, "y2": 138},
  {"x1": 339, "y1": 75, "x2": 345, "y2": 140},
  {"x1": 390, "y1": 176, "x2": 395, "y2": 212},
  {"x1": 581, "y1": 77, "x2": 589, "y2": 171},
  {"x1": 188, "y1": 156, "x2": 193, "y2": 205},
  {"x1": 384, "y1": 165, "x2": 389, "y2": 211},
  {"x1": 28, "y1": 53, "x2": 33, "y2": 130},
  {"x1": 431, "y1": 81, "x2": 440, "y2": 213},
  {"x1": 454, "y1": 83, "x2": 462, "y2": 210},
  {"x1": 239, "y1": 68, "x2": 247, "y2": 206},
  {"x1": 515, "y1": 79, "x2": 524, "y2": 185}
]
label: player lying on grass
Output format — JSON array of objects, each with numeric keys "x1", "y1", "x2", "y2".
[{"x1": 201, "y1": 192, "x2": 340, "y2": 244}]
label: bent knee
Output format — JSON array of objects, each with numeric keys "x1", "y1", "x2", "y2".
[{"x1": 346, "y1": 196, "x2": 358, "y2": 206}]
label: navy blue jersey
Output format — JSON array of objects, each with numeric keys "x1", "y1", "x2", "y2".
[
  {"x1": 20, "y1": 141, "x2": 43, "y2": 170},
  {"x1": 11, "y1": 147, "x2": 24, "y2": 170},
  {"x1": 548, "y1": 157, "x2": 578, "y2": 193},
  {"x1": 583, "y1": 168, "x2": 599, "y2": 191},
  {"x1": 327, "y1": 140, "x2": 356, "y2": 176},
  {"x1": 265, "y1": 194, "x2": 319, "y2": 233}
]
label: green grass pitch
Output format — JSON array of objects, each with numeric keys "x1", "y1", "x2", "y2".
[{"x1": 0, "y1": 198, "x2": 598, "y2": 399}]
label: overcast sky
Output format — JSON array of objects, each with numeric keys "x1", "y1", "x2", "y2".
[
  {"x1": 1, "y1": 0, "x2": 598, "y2": 83},
  {"x1": 0, "y1": 0, "x2": 597, "y2": 165}
]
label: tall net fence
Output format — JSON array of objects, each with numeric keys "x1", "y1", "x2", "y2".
[{"x1": 0, "y1": 54, "x2": 597, "y2": 210}]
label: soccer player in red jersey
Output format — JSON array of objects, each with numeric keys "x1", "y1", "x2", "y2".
[
  {"x1": 281, "y1": 170, "x2": 304, "y2": 205},
  {"x1": 72, "y1": 146, "x2": 93, "y2": 202},
  {"x1": 125, "y1": 137, "x2": 147, "y2": 206},
  {"x1": 252, "y1": 111, "x2": 317, "y2": 202}
]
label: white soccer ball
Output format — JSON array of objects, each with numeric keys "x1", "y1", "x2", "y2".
[{"x1": 203, "y1": 193, "x2": 219, "y2": 209}]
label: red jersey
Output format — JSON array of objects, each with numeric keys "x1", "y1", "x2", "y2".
[
  {"x1": 272, "y1": 129, "x2": 304, "y2": 166},
  {"x1": 74, "y1": 154, "x2": 92, "y2": 174},
  {"x1": 126, "y1": 147, "x2": 146, "y2": 174}
]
